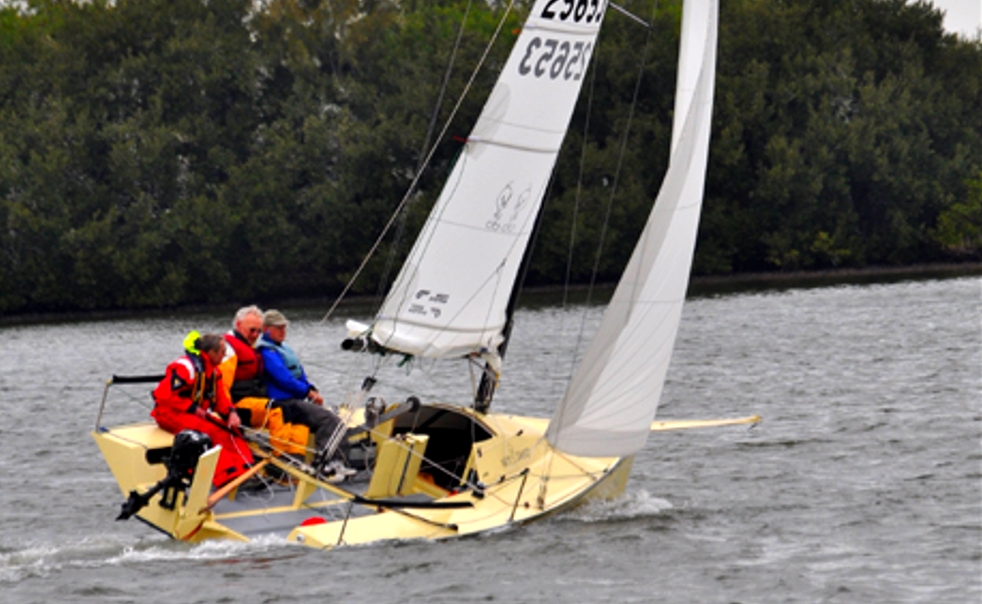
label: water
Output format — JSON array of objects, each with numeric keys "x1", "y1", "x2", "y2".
[{"x1": 1, "y1": 277, "x2": 979, "y2": 603}]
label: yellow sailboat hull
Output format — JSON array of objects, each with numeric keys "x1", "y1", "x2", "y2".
[{"x1": 92, "y1": 405, "x2": 630, "y2": 549}]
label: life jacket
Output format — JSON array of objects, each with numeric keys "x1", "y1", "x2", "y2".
[
  {"x1": 223, "y1": 331, "x2": 267, "y2": 401},
  {"x1": 257, "y1": 337, "x2": 303, "y2": 380},
  {"x1": 224, "y1": 331, "x2": 263, "y2": 381},
  {"x1": 183, "y1": 354, "x2": 215, "y2": 411},
  {"x1": 154, "y1": 353, "x2": 224, "y2": 416}
]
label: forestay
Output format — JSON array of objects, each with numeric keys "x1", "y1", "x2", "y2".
[
  {"x1": 364, "y1": 0, "x2": 610, "y2": 359},
  {"x1": 546, "y1": 0, "x2": 719, "y2": 457}
]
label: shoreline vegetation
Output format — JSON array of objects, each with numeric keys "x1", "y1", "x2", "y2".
[
  {"x1": 2, "y1": 262, "x2": 978, "y2": 327},
  {"x1": 685, "y1": 261, "x2": 982, "y2": 296},
  {"x1": 1, "y1": 1, "x2": 980, "y2": 319}
]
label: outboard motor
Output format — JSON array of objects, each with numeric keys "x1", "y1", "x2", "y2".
[
  {"x1": 167, "y1": 430, "x2": 213, "y2": 479},
  {"x1": 116, "y1": 430, "x2": 213, "y2": 520}
]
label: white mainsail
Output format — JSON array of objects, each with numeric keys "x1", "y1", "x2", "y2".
[
  {"x1": 546, "y1": 0, "x2": 719, "y2": 457},
  {"x1": 365, "y1": 1, "x2": 610, "y2": 359}
]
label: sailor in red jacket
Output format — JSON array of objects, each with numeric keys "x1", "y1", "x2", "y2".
[
  {"x1": 223, "y1": 305, "x2": 266, "y2": 401},
  {"x1": 152, "y1": 332, "x2": 255, "y2": 487}
]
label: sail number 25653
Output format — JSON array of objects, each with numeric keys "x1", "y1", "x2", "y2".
[
  {"x1": 539, "y1": 0, "x2": 607, "y2": 24},
  {"x1": 518, "y1": 38, "x2": 593, "y2": 80}
]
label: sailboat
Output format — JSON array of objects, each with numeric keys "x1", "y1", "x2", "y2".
[{"x1": 92, "y1": 0, "x2": 755, "y2": 549}]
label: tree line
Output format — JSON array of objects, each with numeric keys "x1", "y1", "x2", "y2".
[{"x1": 0, "y1": 0, "x2": 979, "y2": 316}]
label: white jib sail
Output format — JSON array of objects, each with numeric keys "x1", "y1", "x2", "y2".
[
  {"x1": 546, "y1": 0, "x2": 719, "y2": 458},
  {"x1": 367, "y1": 1, "x2": 610, "y2": 359}
]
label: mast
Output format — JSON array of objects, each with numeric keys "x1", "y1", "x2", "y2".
[{"x1": 473, "y1": 189, "x2": 550, "y2": 413}]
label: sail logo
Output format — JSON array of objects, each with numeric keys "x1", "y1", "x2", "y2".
[{"x1": 486, "y1": 183, "x2": 532, "y2": 233}]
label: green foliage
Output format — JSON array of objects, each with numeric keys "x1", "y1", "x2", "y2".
[
  {"x1": 694, "y1": 0, "x2": 981, "y2": 273},
  {"x1": 0, "y1": 0, "x2": 979, "y2": 315},
  {"x1": 931, "y1": 172, "x2": 982, "y2": 256}
]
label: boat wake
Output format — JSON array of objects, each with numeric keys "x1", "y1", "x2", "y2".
[
  {"x1": 0, "y1": 534, "x2": 296, "y2": 584},
  {"x1": 564, "y1": 490, "x2": 674, "y2": 524}
]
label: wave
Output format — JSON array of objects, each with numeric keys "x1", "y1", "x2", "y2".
[
  {"x1": 563, "y1": 490, "x2": 674, "y2": 523},
  {"x1": 0, "y1": 533, "x2": 296, "y2": 585}
]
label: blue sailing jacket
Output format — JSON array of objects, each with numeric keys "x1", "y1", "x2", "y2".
[{"x1": 257, "y1": 334, "x2": 315, "y2": 401}]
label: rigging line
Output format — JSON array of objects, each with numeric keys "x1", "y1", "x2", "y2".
[
  {"x1": 319, "y1": 0, "x2": 519, "y2": 325},
  {"x1": 369, "y1": 504, "x2": 461, "y2": 532},
  {"x1": 114, "y1": 387, "x2": 155, "y2": 409},
  {"x1": 372, "y1": 151, "x2": 469, "y2": 353},
  {"x1": 466, "y1": 354, "x2": 497, "y2": 383},
  {"x1": 322, "y1": 350, "x2": 446, "y2": 404},
  {"x1": 375, "y1": 0, "x2": 476, "y2": 302},
  {"x1": 620, "y1": 0, "x2": 662, "y2": 307},
  {"x1": 469, "y1": 180, "x2": 553, "y2": 385},
  {"x1": 546, "y1": 441, "x2": 609, "y2": 481},
  {"x1": 609, "y1": 2, "x2": 653, "y2": 28},
  {"x1": 553, "y1": 40, "x2": 601, "y2": 408},
  {"x1": 503, "y1": 170, "x2": 560, "y2": 353},
  {"x1": 562, "y1": 42, "x2": 600, "y2": 311},
  {"x1": 100, "y1": 429, "x2": 151, "y2": 451},
  {"x1": 477, "y1": 470, "x2": 543, "y2": 508},
  {"x1": 416, "y1": 0, "x2": 474, "y2": 176},
  {"x1": 468, "y1": 358, "x2": 478, "y2": 399},
  {"x1": 245, "y1": 426, "x2": 318, "y2": 460},
  {"x1": 477, "y1": 254, "x2": 508, "y2": 352},
  {"x1": 566, "y1": 0, "x2": 660, "y2": 375},
  {"x1": 471, "y1": 171, "x2": 556, "y2": 406}
]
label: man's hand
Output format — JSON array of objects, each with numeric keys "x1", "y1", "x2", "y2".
[{"x1": 227, "y1": 412, "x2": 242, "y2": 430}]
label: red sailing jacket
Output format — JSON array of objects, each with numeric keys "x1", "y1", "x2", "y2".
[
  {"x1": 224, "y1": 331, "x2": 263, "y2": 382},
  {"x1": 152, "y1": 353, "x2": 234, "y2": 420}
]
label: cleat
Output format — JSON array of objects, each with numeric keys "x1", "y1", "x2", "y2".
[{"x1": 320, "y1": 460, "x2": 356, "y2": 483}]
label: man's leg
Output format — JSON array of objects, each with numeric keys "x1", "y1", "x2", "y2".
[{"x1": 271, "y1": 399, "x2": 348, "y2": 458}]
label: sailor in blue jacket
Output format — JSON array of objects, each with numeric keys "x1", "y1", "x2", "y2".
[
  {"x1": 257, "y1": 311, "x2": 320, "y2": 403},
  {"x1": 257, "y1": 309, "x2": 354, "y2": 480}
]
